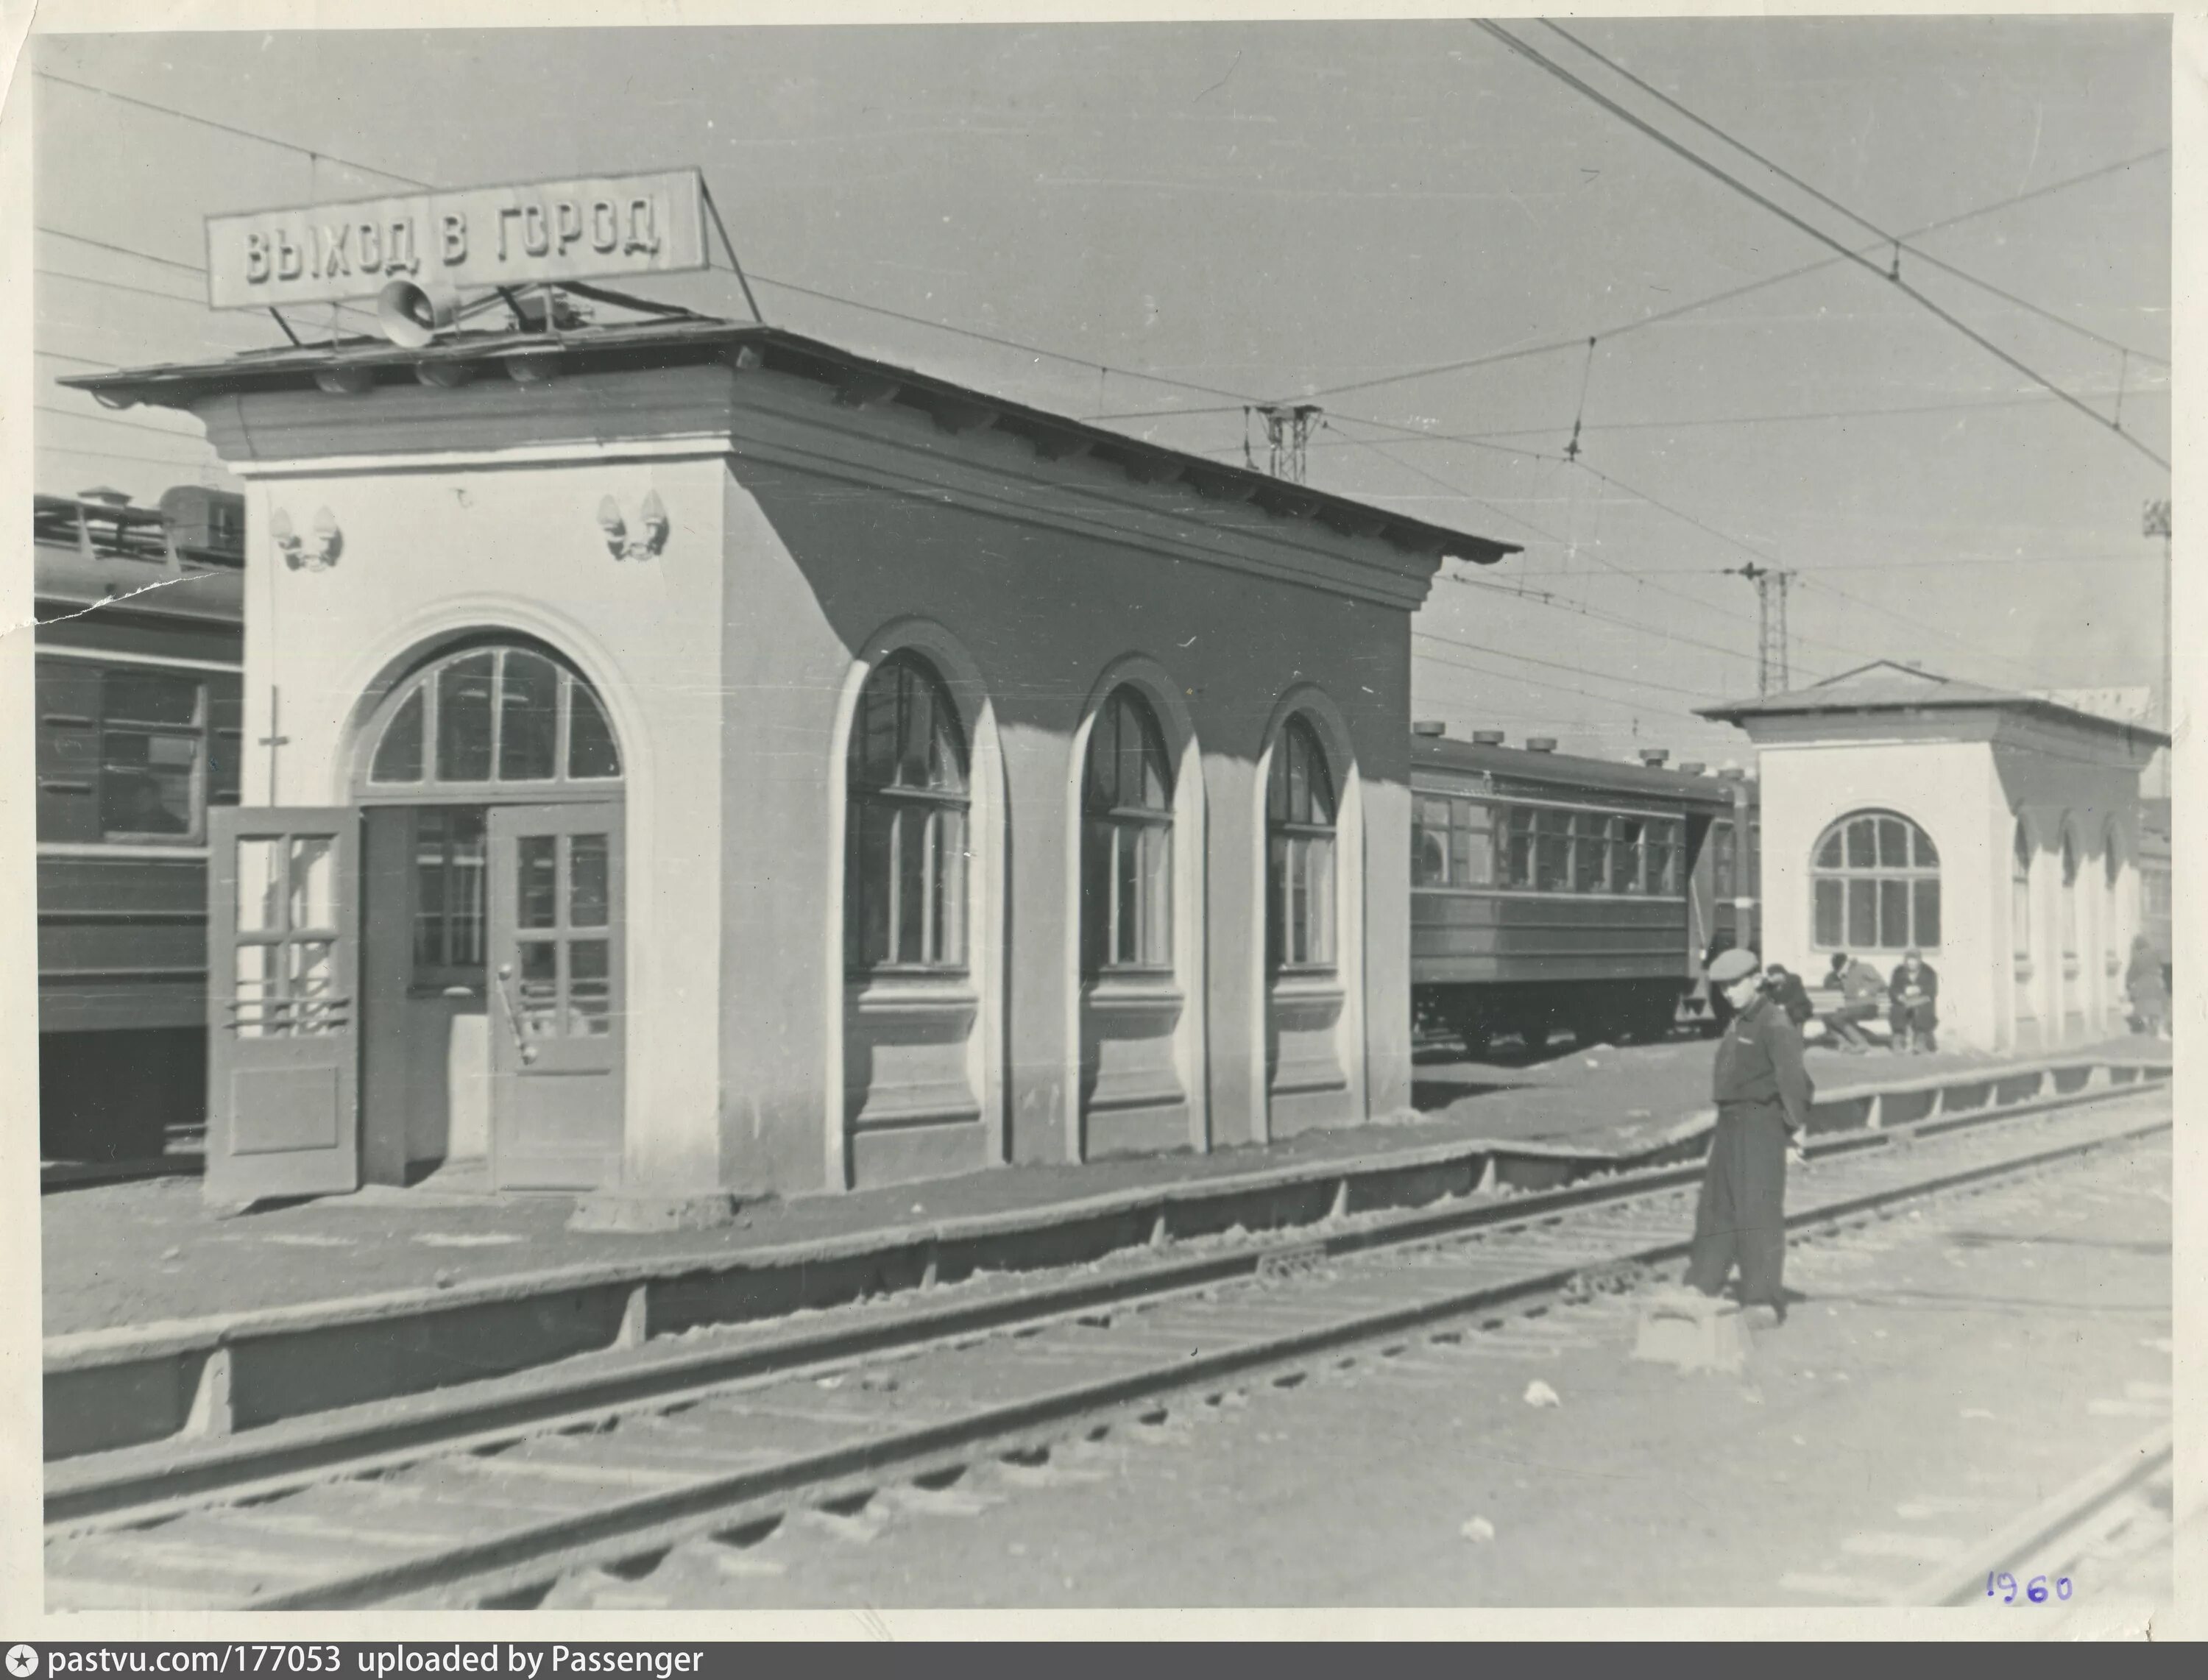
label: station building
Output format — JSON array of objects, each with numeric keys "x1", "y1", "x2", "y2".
[
  {"x1": 1702, "y1": 662, "x2": 2168, "y2": 1055},
  {"x1": 68, "y1": 319, "x2": 1515, "y2": 1212}
]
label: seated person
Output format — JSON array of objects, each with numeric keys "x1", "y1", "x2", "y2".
[
  {"x1": 1888, "y1": 949, "x2": 1939, "y2": 1052},
  {"x1": 1763, "y1": 963, "x2": 1817, "y2": 1030},
  {"x1": 1821, "y1": 951, "x2": 1886, "y2": 1053}
]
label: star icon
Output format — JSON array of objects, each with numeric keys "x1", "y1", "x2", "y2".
[{"x1": 7, "y1": 1646, "x2": 40, "y2": 1678}]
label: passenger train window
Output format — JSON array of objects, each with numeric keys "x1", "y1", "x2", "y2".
[
  {"x1": 35, "y1": 658, "x2": 241, "y2": 846},
  {"x1": 1412, "y1": 796, "x2": 1494, "y2": 889}
]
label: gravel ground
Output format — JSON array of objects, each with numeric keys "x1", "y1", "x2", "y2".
[
  {"x1": 41, "y1": 1029, "x2": 2157, "y2": 1338},
  {"x1": 546, "y1": 1120, "x2": 2173, "y2": 1611}
]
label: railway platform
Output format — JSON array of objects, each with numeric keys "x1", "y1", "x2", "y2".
[{"x1": 45, "y1": 1032, "x2": 2162, "y2": 1342}]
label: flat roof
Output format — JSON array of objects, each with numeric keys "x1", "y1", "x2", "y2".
[{"x1": 60, "y1": 319, "x2": 1521, "y2": 571}]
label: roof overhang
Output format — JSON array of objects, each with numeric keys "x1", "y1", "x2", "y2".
[{"x1": 61, "y1": 322, "x2": 1521, "y2": 571}]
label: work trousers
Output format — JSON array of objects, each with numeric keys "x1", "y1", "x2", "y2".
[
  {"x1": 1889, "y1": 1001, "x2": 1937, "y2": 1049},
  {"x1": 1825, "y1": 1002, "x2": 1880, "y2": 1047},
  {"x1": 1685, "y1": 1103, "x2": 1789, "y2": 1307}
]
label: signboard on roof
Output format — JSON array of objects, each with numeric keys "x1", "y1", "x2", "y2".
[{"x1": 205, "y1": 169, "x2": 709, "y2": 309}]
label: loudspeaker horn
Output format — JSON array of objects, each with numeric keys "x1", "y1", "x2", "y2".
[{"x1": 376, "y1": 277, "x2": 463, "y2": 349}]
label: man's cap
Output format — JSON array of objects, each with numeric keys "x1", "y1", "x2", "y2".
[
  {"x1": 1905, "y1": 948, "x2": 1923, "y2": 960},
  {"x1": 1709, "y1": 949, "x2": 1761, "y2": 983}
]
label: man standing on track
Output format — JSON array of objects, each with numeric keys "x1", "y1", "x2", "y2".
[{"x1": 1685, "y1": 948, "x2": 1814, "y2": 1327}]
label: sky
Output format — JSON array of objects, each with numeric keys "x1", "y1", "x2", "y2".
[{"x1": 28, "y1": 18, "x2": 2173, "y2": 764}]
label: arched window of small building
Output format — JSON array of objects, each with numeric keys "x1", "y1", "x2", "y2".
[
  {"x1": 1082, "y1": 688, "x2": 1174, "y2": 972},
  {"x1": 1267, "y1": 716, "x2": 1337, "y2": 969},
  {"x1": 845, "y1": 652, "x2": 969, "y2": 971},
  {"x1": 1811, "y1": 809, "x2": 1939, "y2": 953},
  {"x1": 2060, "y1": 826, "x2": 2081, "y2": 977},
  {"x1": 2104, "y1": 821, "x2": 2124, "y2": 977},
  {"x1": 2012, "y1": 820, "x2": 2034, "y2": 972}
]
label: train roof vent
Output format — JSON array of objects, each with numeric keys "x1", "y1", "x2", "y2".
[
  {"x1": 1471, "y1": 729, "x2": 1507, "y2": 746},
  {"x1": 1678, "y1": 760, "x2": 1707, "y2": 774},
  {"x1": 1412, "y1": 720, "x2": 1447, "y2": 737},
  {"x1": 1717, "y1": 767, "x2": 1746, "y2": 781},
  {"x1": 1525, "y1": 736, "x2": 1557, "y2": 753},
  {"x1": 1638, "y1": 748, "x2": 1670, "y2": 767},
  {"x1": 78, "y1": 485, "x2": 132, "y2": 506}
]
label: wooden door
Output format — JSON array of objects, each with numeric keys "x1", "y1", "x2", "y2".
[
  {"x1": 205, "y1": 807, "x2": 361, "y2": 1205},
  {"x1": 487, "y1": 803, "x2": 624, "y2": 1191}
]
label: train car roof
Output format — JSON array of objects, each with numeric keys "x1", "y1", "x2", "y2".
[
  {"x1": 1411, "y1": 731, "x2": 1745, "y2": 809},
  {"x1": 34, "y1": 531, "x2": 246, "y2": 627}
]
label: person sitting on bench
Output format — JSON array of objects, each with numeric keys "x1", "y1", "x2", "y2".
[
  {"x1": 1821, "y1": 951, "x2": 1886, "y2": 1053},
  {"x1": 1888, "y1": 949, "x2": 1939, "y2": 1053}
]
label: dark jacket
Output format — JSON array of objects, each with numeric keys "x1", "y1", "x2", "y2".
[
  {"x1": 1889, "y1": 961, "x2": 1939, "y2": 1010},
  {"x1": 1839, "y1": 959, "x2": 1886, "y2": 1007},
  {"x1": 1713, "y1": 995, "x2": 1815, "y2": 1133},
  {"x1": 1766, "y1": 970, "x2": 1816, "y2": 1027}
]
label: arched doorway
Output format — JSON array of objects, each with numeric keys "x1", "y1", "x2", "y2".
[{"x1": 355, "y1": 637, "x2": 627, "y2": 1191}]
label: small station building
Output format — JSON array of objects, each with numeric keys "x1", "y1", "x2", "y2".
[
  {"x1": 70, "y1": 314, "x2": 1515, "y2": 1213},
  {"x1": 1702, "y1": 662, "x2": 2168, "y2": 1055}
]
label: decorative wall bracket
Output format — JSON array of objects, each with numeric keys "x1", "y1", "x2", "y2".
[
  {"x1": 271, "y1": 506, "x2": 342, "y2": 572},
  {"x1": 597, "y1": 491, "x2": 670, "y2": 561}
]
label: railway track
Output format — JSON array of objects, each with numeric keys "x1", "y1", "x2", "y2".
[{"x1": 45, "y1": 1082, "x2": 2171, "y2": 1612}]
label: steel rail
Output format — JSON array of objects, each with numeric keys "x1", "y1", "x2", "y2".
[
  {"x1": 1912, "y1": 1423, "x2": 2176, "y2": 1608},
  {"x1": 46, "y1": 1088, "x2": 2168, "y2": 1612},
  {"x1": 46, "y1": 1064, "x2": 2148, "y2": 1528}
]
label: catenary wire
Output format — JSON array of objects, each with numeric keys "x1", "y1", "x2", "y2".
[
  {"x1": 1538, "y1": 20, "x2": 2170, "y2": 369},
  {"x1": 1473, "y1": 20, "x2": 2168, "y2": 471}
]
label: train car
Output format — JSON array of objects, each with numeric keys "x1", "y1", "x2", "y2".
[
  {"x1": 1409, "y1": 727, "x2": 1743, "y2": 1055},
  {"x1": 35, "y1": 485, "x2": 245, "y2": 1166}
]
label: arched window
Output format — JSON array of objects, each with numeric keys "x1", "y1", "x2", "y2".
[
  {"x1": 846, "y1": 653, "x2": 969, "y2": 972},
  {"x1": 2060, "y1": 827, "x2": 2081, "y2": 971},
  {"x1": 366, "y1": 642, "x2": 622, "y2": 790},
  {"x1": 2012, "y1": 820, "x2": 2034, "y2": 970},
  {"x1": 1267, "y1": 717, "x2": 1337, "y2": 970},
  {"x1": 1811, "y1": 809, "x2": 1939, "y2": 952},
  {"x1": 1082, "y1": 689, "x2": 1174, "y2": 973},
  {"x1": 2104, "y1": 823, "x2": 2124, "y2": 975}
]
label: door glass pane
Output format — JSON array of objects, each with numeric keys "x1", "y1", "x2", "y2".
[
  {"x1": 289, "y1": 835, "x2": 334, "y2": 930},
  {"x1": 372, "y1": 689, "x2": 425, "y2": 783},
  {"x1": 1847, "y1": 879, "x2": 1878, "y2": 948},
  {"x1": 567, "y1": 939, "x2": 611, "y2": 1036},
  {"x1": 414, "y1": 810, "x2": 448, "y2": 968},
  {"x1": 569, "y1": 833, "x2": 610, "y2": 929},
  {"x1": 498, "y1": 652, "x2": 561, "y2": 781},
  {"x1": 515, "y1": 939, "x2": 559, "y2": 1037},
  {"x1": 237, "y1": 839, "x2": 282, "y2": 932},
  {"x1": 436, "y1": 653, "x2": 496, "y2": 781},
  {"x1": 1814, "y1": 878, "x2": 1844, "y2": 946},
  {"x1": 290, "y1": 940, "x2": 335, "y2": 1033},
  {"x1": 1914, "y1": 880, "x2": 1942, "y2": 949},
  {"x1": 235, "y1": 943, "x2": 278, "y2": 1037},
  {"x1": 447, "y1": 809, "x2": 486, "y2": 967},
  {"x1": 517, "y1": 834, "x2": 558, "y2": 929},
  {"x1": 1880, "y1": 879, "x2": 1909, "y2": 949},
  {"x1": 567, "y1": 684, "x2": 622, "y2": 779}
]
